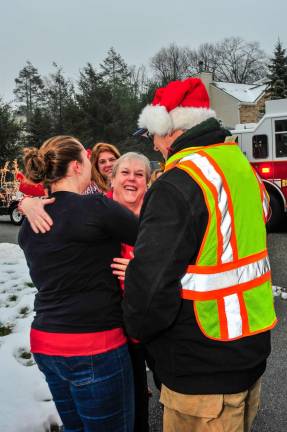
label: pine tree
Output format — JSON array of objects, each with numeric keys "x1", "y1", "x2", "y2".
[
  {"x1": 100, "y1": 47, "x2": 130, "y2": 92},
  {"x1": 76, "y1": 63, "x2": 115, "y2": 145},
  {"x1": 0, "y1": 99, "x2": 23, "y2": 164},
  {"x1": 44, "y1": 63, "x2": 76, "y2": 134},
  {"x1": 14, "y1": 61, "x2": 45, "y2": 123},
  {"x1": 25, "y1": 108, "x2": 52, "y2": 148},
  {"x1": 267, "y1": 40, "x2": 287, "y2": 99}
]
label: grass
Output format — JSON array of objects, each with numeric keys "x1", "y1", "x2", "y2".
[
  {"x1": 19, "y1": 306, "x2": 30, "y2": 317},
  {"x1": 0, "y1": 323, "x2": 14, "y2": 336},
  {"x1": 18, "y1": 349, "x2": 35, "y2": 366}
]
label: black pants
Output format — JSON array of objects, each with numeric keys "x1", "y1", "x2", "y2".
[
  {"x1": 144, "y1": 347, "x2": 162, "y2": 391},
  {"x1": 128, "y1": 343, "x2": 149, "y2": 432}
]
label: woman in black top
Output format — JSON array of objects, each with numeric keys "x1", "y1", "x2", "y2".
[{"x1": 18, "y1": 135, "x2": 138, "y2": 432}]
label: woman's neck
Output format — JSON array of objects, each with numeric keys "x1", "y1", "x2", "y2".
[
  {"x1": 51, "y1": 178, "x2": 83, "y2": 194},
  {"x1": 126, "y1": 201, "x2": 142, "y2": 216}
]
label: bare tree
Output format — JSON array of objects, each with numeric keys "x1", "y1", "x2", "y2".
[
  {"x1": 150, "y1": 38, "x2": 268, "y2": 85},
  {"x1": 128, "y1": 65, "x2": 149, "y2": 98},
  {"x1": 150, "y1": 43, "x2": 190, "y2": 85},
  {"x1": 185, "y1": 43, "x2": 219, "y2": 76},
  {"x1": 214, "y1": 37, "x2": 268, "y2": 83}
]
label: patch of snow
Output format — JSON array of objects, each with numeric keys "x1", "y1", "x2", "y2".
[
  {"x1": 0, "y1": 243, "x2": 61, "y2": 432},
  {"x1": 213, "y1": 82, "x2": 266, "y2": 103}
]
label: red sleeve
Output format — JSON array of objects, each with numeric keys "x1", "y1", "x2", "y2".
[{"x1": 18, "y1": 173, "x2": 45, "y2": 196}]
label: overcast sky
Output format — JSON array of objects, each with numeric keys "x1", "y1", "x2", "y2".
[{"x1": 1, "y1": 0, "x2": 287, "y2": 102}]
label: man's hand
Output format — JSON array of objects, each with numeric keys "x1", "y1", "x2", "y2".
[{"x1": 21, "y1": 197, "x2": 55, "y2": 234}]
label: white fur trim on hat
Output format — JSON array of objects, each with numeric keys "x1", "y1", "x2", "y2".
[
  {"x1": 170, "y1": 107, "x2": 216, "y2": 132},
  {"x1": 138, "y1": 105, "x2": 216, "y2": 136},
  {"x1": 138, "y1": 105, "x2": 173, "y2": 135}
]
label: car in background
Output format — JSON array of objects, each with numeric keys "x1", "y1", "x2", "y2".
[
  {"x1": 0, "y1": 161, "x2": 24, "y2": 225},
  {"x1": 0, "y1": 187, "x2": 24, "y2": 225}
]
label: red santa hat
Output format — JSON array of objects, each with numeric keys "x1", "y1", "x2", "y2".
[{"x1": 138, "y1": 77, "x2": 216, "y2": 136}]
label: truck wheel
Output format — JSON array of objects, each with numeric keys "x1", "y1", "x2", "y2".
[
  {"x1": 266, "y1": 193, "x2": 283, "y2": 233},
  {"x1": 9, "y1": 203, "x2": 24, "y2": 225}
]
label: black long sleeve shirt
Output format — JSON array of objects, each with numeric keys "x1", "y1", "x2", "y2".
[{"x1": 18, "y1": 191, "x2": 138, "y2": 333}]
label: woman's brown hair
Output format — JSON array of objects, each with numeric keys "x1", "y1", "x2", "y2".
[
  {"x1": 23, "y1": 136, "x2": 83, "y2": 189},
  {"x1": 90, "y1": 142, "x2": 120, "y2": 192}
]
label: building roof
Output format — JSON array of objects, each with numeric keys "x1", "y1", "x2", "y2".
[{"x1": 212, "y1": 81, "x2": 266, "y2": 103}]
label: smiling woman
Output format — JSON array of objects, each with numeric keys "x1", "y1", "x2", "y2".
[
  {"x1": 111, "y1": 152, "x2": 151, "y2": 216},
  {"x1": 89, "y1": 142, "x2": 121, "y2": 193}
]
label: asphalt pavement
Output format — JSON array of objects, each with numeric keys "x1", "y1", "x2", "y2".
[
  {"x1": 0, "y1": 216, "x2": 21, "y2": 244},
  {"x1": 0, "y1": 217, "x2": 287, "y2": 431}
]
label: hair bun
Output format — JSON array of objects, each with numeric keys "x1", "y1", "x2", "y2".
[{"x1": 23, "y1": 147, "x2": 46, "y2": 183}]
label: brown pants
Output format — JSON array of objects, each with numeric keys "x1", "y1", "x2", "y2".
[{"x1": 160, "y1": 379, "x2": 261, "y2": 432}]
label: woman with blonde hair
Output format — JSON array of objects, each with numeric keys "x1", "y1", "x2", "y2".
[{"x1": 86, "y1": 142, "x2": 120, "y2": 194}]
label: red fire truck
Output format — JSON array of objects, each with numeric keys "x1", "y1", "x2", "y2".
[{"x1": 232, "y1": 98, "x2": 287, "y2": 231}]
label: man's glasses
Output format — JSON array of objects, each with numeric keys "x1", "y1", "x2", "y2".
[{"x1": 146, "y1": 132, "x2": 154, "y2": 142}]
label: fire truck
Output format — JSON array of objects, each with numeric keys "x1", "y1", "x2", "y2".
[{"x1": 232, "y1": 98, "x2": 287, "y2": 231}]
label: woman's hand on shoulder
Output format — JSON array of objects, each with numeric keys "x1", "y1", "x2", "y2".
[{"x1": 20, "y1": 196, "x2": 55, "y2": 234}]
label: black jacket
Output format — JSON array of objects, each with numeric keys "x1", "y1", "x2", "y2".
[{"x1": 123, "y1": 119, "x2": 270, "y2": 394}]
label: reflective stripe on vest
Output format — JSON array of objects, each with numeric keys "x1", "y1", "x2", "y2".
[
  {"x1": 181, "y1": 253, "x2": 270, "y2": 296},
  {"x1": 165, "y1": 143, "x2": 276, "y2": 341},
  {"x1": 253, "y1": 169, "x2": 270, "y2": 222},
  {"x1": 180, "y1": 152, "x2": 235, "y2": 264}
]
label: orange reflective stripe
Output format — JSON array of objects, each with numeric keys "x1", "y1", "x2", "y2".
[
  {"x1": 178, "y1": 159, "x2": 223, "y2": 265},
  {"x1": 237, "y1": 291, "x2": 250, "y2": 336},
  {"x1": 177, "y1": 164, "x2": 212, "y2": 264},
  {"x1": 164, "y1": 160, "x2": 178, "y2": 172},
  {"x1": 198, "y1": 150, "x2": 238, "y2": 261},
  {"x1": 186, "y1": 249, "x2": 268, "y2": 274},
  {"x1": 172, "y1": 142, "x2": 238, "y2": 158},
  {"x1": 217, "y1": 298, "x2": 229, "y2": 339},
  {"x1": 165, "y1": 142, "x2": 238, "y2": 171},
  {"x1": 181, "y1": 271, "x2": 271, "y2": 301}
]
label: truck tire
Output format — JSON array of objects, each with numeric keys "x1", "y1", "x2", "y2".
[
  {"x1": 9, "y1": 203, "x2": 24, "y2": 225},
  {"x1": 266, "y1": 192, "x2": 283, "y2": 233}
]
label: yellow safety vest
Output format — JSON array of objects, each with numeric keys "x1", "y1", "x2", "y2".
[{"x1": 165, "y1": 142, "x2": 277, "y2": 341}]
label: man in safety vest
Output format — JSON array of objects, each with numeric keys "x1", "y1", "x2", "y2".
[{"x1": 123, "y1": 77, "x2": 276, "y2": 432}]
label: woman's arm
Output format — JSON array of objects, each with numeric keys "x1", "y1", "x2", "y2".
[{"x1": 19, "y1": 197, "x2": 55, "y2": 233}]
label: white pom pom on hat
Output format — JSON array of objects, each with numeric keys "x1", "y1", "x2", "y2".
[{"x1": 138, "y1": 77, "x2": 216, "y2": 136}]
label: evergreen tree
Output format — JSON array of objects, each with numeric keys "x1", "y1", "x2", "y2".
[
  {"x1": 0, "y1": 99, "x2": 23, "y2": 164},
  {"x1": 100, "y1": 47, "x2": 130, "y2": 92},
  {"x1": 14, "y1": 61, "x2": 44, "y2": 123},
  {"x1": 44, "y1": 63, "x2": 76, "y2": 134},
  {"x1": 267, "y1": 40, "x2": 287, "y2": 99},
  {"x1": 76, "y1": 63, "x2": 116, "y2": 146},
  {"x1": 25, "y1": 108, "x2": 52, "y2": 148}
]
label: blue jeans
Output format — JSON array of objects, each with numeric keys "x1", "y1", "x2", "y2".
[{"x1": 34, "y1": 344, "x2": 134, "y2": 432}]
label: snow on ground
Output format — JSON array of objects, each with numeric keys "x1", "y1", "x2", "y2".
[
  {"x1": 0, "y1": 243, "x2": 61, "y2": 432},
  {"x1": 0, "y1": 243, "x2": 286, "y2": 431}
]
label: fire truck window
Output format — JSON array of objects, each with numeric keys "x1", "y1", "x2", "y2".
[
  {"x1": 275, "y1": 119, "x2": 287, "y2": 132},
  {"x1": 275, "y1": 133, "x2": 287, "y2": 157},
  {"x1": 252, "y1": 135, "x2": 268, "y2": 159}
]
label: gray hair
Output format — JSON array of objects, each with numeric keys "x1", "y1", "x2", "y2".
[{"x1": 112, "y1": 152, "x2": 151, "y2": 182}]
